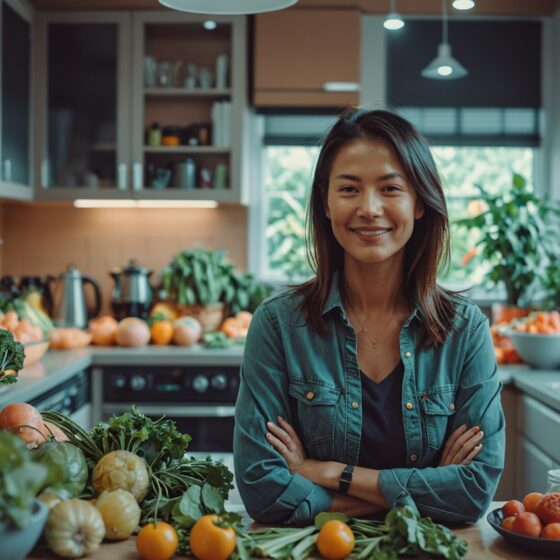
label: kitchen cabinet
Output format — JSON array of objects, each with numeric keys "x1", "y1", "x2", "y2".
[
  {"x1": 515, "y1": 394, "x2": 560, "y2": 496},
  {"x1": 253, "y1": 9, "x2": 360, "y2": 108},
  {"x1": 0, "y1": 0, "x2": 33, "y2": 200},
  {"x1": 34, "y1": 11, "x2": 131, "y2": 200},
  {"x1": 130, "y1": 12, "x2": 248, "y2": 204},
  {"x1": 34, "y1": 11, "x2": 248, "y2": 204}
]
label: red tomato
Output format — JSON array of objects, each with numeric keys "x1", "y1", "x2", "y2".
[
  {"x1": 501, "y1": 516, "x2": 516, "y2": 531},
  {"x1": 503, "y1": 500, "x2": 525, "y2": 518},
  {"x1": 512, "y1": 512, "x2": 543, "y2": 538},
  {"x1": 541, "y1": 523, "x2": 560, "y2": 540}
]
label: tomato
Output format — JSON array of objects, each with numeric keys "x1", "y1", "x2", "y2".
[
  {"x1": 316, "y1": 520, "x2": 355, "y2": 560},
  {"x1": 502, "y1": 500, "x2": 525, "y2": 518},
  {"x1": 523, "y1": 492, "x2": 544, "y2": 513},
  {"x1": 189, "y1": 514, "x2": 236, "y2": 560},
  {"x1": 136, "y1": 521, "x2": 178, "y2": 560},
  {"x1": 541, "y1": 523, "x2": 560, "y2": 540},
  {"x1": 535, "y1": 493, "x2": 560, "y2": 524},
  {"x1": 501, "y1": 516, "x2": 516, "y2": 531},
  {"x1": 512, "y1": 512, "x2": 543, "y2": 538}
]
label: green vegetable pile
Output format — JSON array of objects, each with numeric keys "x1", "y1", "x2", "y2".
[
  {"x1": 0, "y1": 329, "x2": 25, "y2": 385},
  {"x1": 233, "y1": 508, "x2": 468, "y2": 560},
  {"x1": 42, "y1": 407, "x2": 234, "y2": 526}
]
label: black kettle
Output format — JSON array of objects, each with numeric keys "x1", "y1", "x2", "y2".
[{"x1": 110, "y1": 260, "x2": 153, "y2": 320}]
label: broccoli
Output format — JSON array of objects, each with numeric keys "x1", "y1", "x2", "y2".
[{"x1": 0, "y1": 329, "x2": 25, "y2": 385}]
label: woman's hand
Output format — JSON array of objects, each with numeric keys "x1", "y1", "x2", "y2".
[
  {"x1": 439, "y1": 424, "x2": 484, "y2": 466},
  {"x1": 266, "y1": 416, "x2": 307, "y2": 474}
]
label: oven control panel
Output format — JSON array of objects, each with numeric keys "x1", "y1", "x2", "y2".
[{"x1": 101, "y1": 366, "x2": 240, "y2": 403}]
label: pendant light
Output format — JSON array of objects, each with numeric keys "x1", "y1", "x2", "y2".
[
  {"x1": 421, "y1": 0, "x2": 468, "y2": 80},
  {"x1": 158, "y1": 0, "x2": 297, "y2": 15},
  {"x1": 452, "y1": 0, "x2": 475, "y2": 10},
  {"x1": 383, "y1": 0, "x2": 405, "y2": 30}
]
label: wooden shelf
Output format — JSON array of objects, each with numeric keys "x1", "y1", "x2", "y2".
[
  {"x1": 144, "y1": 88, "x2": 231, "y2": 98},
  {"x1": 143, "y1": 146, "x2": 229, "y2": 154}
]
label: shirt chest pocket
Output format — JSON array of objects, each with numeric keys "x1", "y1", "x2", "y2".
[
  {"x1": 420, "y1": 386, "x2": 457, "y2": 450},
  {"x1": 289, "y1": 381, "x2": 340, "y2": 455}
]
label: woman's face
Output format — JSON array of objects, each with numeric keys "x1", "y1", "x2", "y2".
[{"x1": 325, "y1": 137, "x2": 424, "y2": 268}]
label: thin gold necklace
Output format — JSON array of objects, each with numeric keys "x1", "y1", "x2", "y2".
[{"x1": 346, "y1": 300, "x2": 395, "y2": 351}]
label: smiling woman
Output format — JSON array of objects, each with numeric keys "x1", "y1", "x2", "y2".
[{"x1": 234, "y1": 108, "x2": 505, "y2": 526}]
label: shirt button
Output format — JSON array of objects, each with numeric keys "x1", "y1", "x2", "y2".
[
  {"x1": 449, "y1": 403, "x2": 455, "y2": 411},
  {"x1": 351, "y1": 401, "x2": 359, "y2": 409},
  {"x1": 405, "y1": 402, "x2": 414, "y2": 410},
  {"x1": 306, "y1": 391, "x2": 314, "y2": 401},
  {"x1": 410, "y1": 454, "x2": 418, "y2": 462},
  {"x1": 405, "y1": 351, "x2": 412, "y2": 358}
]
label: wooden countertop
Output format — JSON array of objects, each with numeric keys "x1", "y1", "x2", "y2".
[{"x1": 29, "y1": 502, "x2": 546, "y2": 560}]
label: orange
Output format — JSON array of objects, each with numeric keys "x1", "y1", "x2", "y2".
[
  {"x1": 316, "y1": 520, "x2": 355, "y2": 560},
  {"x1": 220, "y1": 317, "x2": 243, "y2": 339},
  {"x1": 189, "y1": 514, "x2": 236, "y2": 560},
  {"x1": 501, "y1": 516, "x2": 516, "y2": 531},
  {"x1": 136, "y1": 521, "x2": 178, "y2": 560},
  {"x1": 523, "y1": 492, "x2": 544, "y2": 513},
  {"x1": 150, "y1": 320, "x2": 174, "y2": 346}
]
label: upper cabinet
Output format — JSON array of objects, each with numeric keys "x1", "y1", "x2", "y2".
[
  {"x1": 34, "y1": 10, "x2": 248, "y2": 204},
  {"x1": 253, "y1": 9, "x2": 360, "y2": 108},
  {"x1": 34, "y1": 12, "x2": 131, "y2": 200},
  {"x1": 0, "y1": 0, "x2": 33, "y2": 200}
]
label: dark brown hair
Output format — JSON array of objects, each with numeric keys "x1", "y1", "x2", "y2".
[{"x1": 293, "y1": 108, "x2": 457, "y2": 346}]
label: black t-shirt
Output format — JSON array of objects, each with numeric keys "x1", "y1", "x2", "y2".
[{"x1": 358, "y1": 361, "x2": 407, "y2": 469}]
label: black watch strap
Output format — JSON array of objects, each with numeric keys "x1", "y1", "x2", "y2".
[{"x1": 339, "y1": 464, "x2": 355, "y2": 494}]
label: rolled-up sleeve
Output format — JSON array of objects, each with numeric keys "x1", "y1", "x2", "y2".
[
  {"x1": 379, "y1": 315, "x2": 505, "y2": 523},
  {"x1": 233, "y1": 303, "x2": 334, "y2": 525}
]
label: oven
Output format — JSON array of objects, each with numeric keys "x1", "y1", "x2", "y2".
[
  {"x1": 30, "y1": 369, "x2": 92, "y2": 429},
  {"x1": 93, "y1": 365, "x2": 240, "y2": 453}
]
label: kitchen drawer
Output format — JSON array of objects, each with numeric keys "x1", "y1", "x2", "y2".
[
  {"x1": 516, "y1": 394, "x2": 560, "y2": 464},
  {"x1": 516, "y1": 436, "x2": 555, "y2": 496}
]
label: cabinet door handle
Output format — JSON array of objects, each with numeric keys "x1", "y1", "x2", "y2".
[
  {"x1": 117, "y1": 163, "x2": 127, "y2": 191},
  {"x1": 41, "y1": 159, "x2": 49, "y2": 188},
  {"x1": 3, "y1": 159, "x2": 11, "y2": 182},
  {"x1": 132, "y1": 162, "x2": 143, "y2": 191},
  {"x1": 322, "y1": 81, "x2": 361, "y2": 92}
]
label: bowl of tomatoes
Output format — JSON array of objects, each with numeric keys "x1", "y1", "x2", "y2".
[
  {"x1": 502, "y1": 311, "x2": 560, "y2": 370},
  {"x1": 487, "y1": 492, "x2": 560, "y2": 556}
]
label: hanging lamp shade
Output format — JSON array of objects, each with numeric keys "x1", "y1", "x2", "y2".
[
  {"x1": 158, "y1": 0, "x2": 297, "y2": 14},
  {"x1": 421, "y1": 42, "x2": 468, "y2": 79},
  {"x1": 384, "y1": 12, "x2": 405, "y2": 30}
]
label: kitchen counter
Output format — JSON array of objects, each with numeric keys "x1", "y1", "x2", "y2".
[
  {"x1": 27, "y1": 502, "x2": 544, "y2": 560},
  {"x1": 0, "y1": 345, "x2": 245, "y2": 407}
]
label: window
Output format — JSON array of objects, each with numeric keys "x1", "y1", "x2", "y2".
[{"x1": 257, "y1": 143, "x2": 535, "y2": 290}]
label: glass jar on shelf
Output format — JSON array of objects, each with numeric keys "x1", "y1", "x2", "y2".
[{"x1": 546, "y1": 469, "x2": 560, "y2": 493}]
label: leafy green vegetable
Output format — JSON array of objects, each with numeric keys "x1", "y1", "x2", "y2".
[
  {"x1": 202, "y1": 331, "x2": 245, "y2": 349},
  {"x1": 0, "y1": 328, "x2": 25, "y2": 385},
  {"x1": 0, "y1": 431, "x2": 64, "y2": 528}
]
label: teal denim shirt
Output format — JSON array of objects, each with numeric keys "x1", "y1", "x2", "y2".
[{"x1": 233, "y1": 275, "x2": 505, "y2": 526}]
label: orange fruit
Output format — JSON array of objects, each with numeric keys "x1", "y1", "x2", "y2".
[
  {"x1": 136, "y1": 521, "x2": 178, "y2": 560},
  {"x1": 523, "y1": 492, "x2": 544, "y2": 513},
  {"x1": 150, "y1": 320, "x2": 174, "y2": 346},
  {"x1": 189, "y1": 514, "x2": 236, "y2": 560},
  {"x1": 220, "y1": 317, "x2": 243, "y2": 339},
  {"x1": 316, "y1": 520, "x2": 355, "y2": 560},
  {"x1": 501, "y1": 516, "x2": 516, "y2": 531}
]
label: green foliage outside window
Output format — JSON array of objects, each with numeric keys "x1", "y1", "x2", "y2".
[{"x1": 262, "y1": 145, "x2": 534, "y2": 289}]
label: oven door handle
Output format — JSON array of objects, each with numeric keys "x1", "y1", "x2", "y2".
[{"x1": 103, "y1": 404, "x2": 236, "y2": 418}]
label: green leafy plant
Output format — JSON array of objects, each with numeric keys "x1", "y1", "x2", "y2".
[
  {"x1": 0, "y1": 431, "x2": 63, "y2": 529},
  {"x1": 0, "y1": 329, "x2": 25, "y2": 385},
  {"x1": 455, "y1": 172, "x2": 560, "y2": 306},
  {"x1": 542, "y1": 262, "x2": 560, "y2": 310}
]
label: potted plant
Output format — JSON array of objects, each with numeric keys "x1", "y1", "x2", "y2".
[
  {"x1": 456, "y1": 172, "x2": 560, "y2": 321},
  {"x1": 0, "y1": 329, "x2": 25, "y2": 386},
  {"x1": 0, "y1": 431, "x2": 63, "y2": 560}
]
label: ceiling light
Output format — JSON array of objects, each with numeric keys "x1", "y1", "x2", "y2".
[
  {"x1": 158, "y1": 0, "x2": 297, "y2": 15},
  {"x1": 383, "y1": 0, "x2": 405, "y2": 30},
  {"x1": 203, "y1": 20, "x2": 217, "y2": 30},
  {"x1": 422, "y1": 0, "x2": 468, "y2": 80},
  {"x1": 452, "y1": 0, "x2": 475, "y2": 10},
  {"x1": 74, "y1": 199, "x2": 218, "y2": 209}
]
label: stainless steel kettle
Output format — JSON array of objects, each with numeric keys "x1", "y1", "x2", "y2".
[
  {"x1": 110, "y1": 259, "x2": 153, "y2": 320},
  {"x1": 48, "y1": 265, "x2": 102, "y2": 328}
]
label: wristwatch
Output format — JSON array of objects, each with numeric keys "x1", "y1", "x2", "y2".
[{"x1": 339, "y1": 464, "x2": 355, "y2": 494}]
